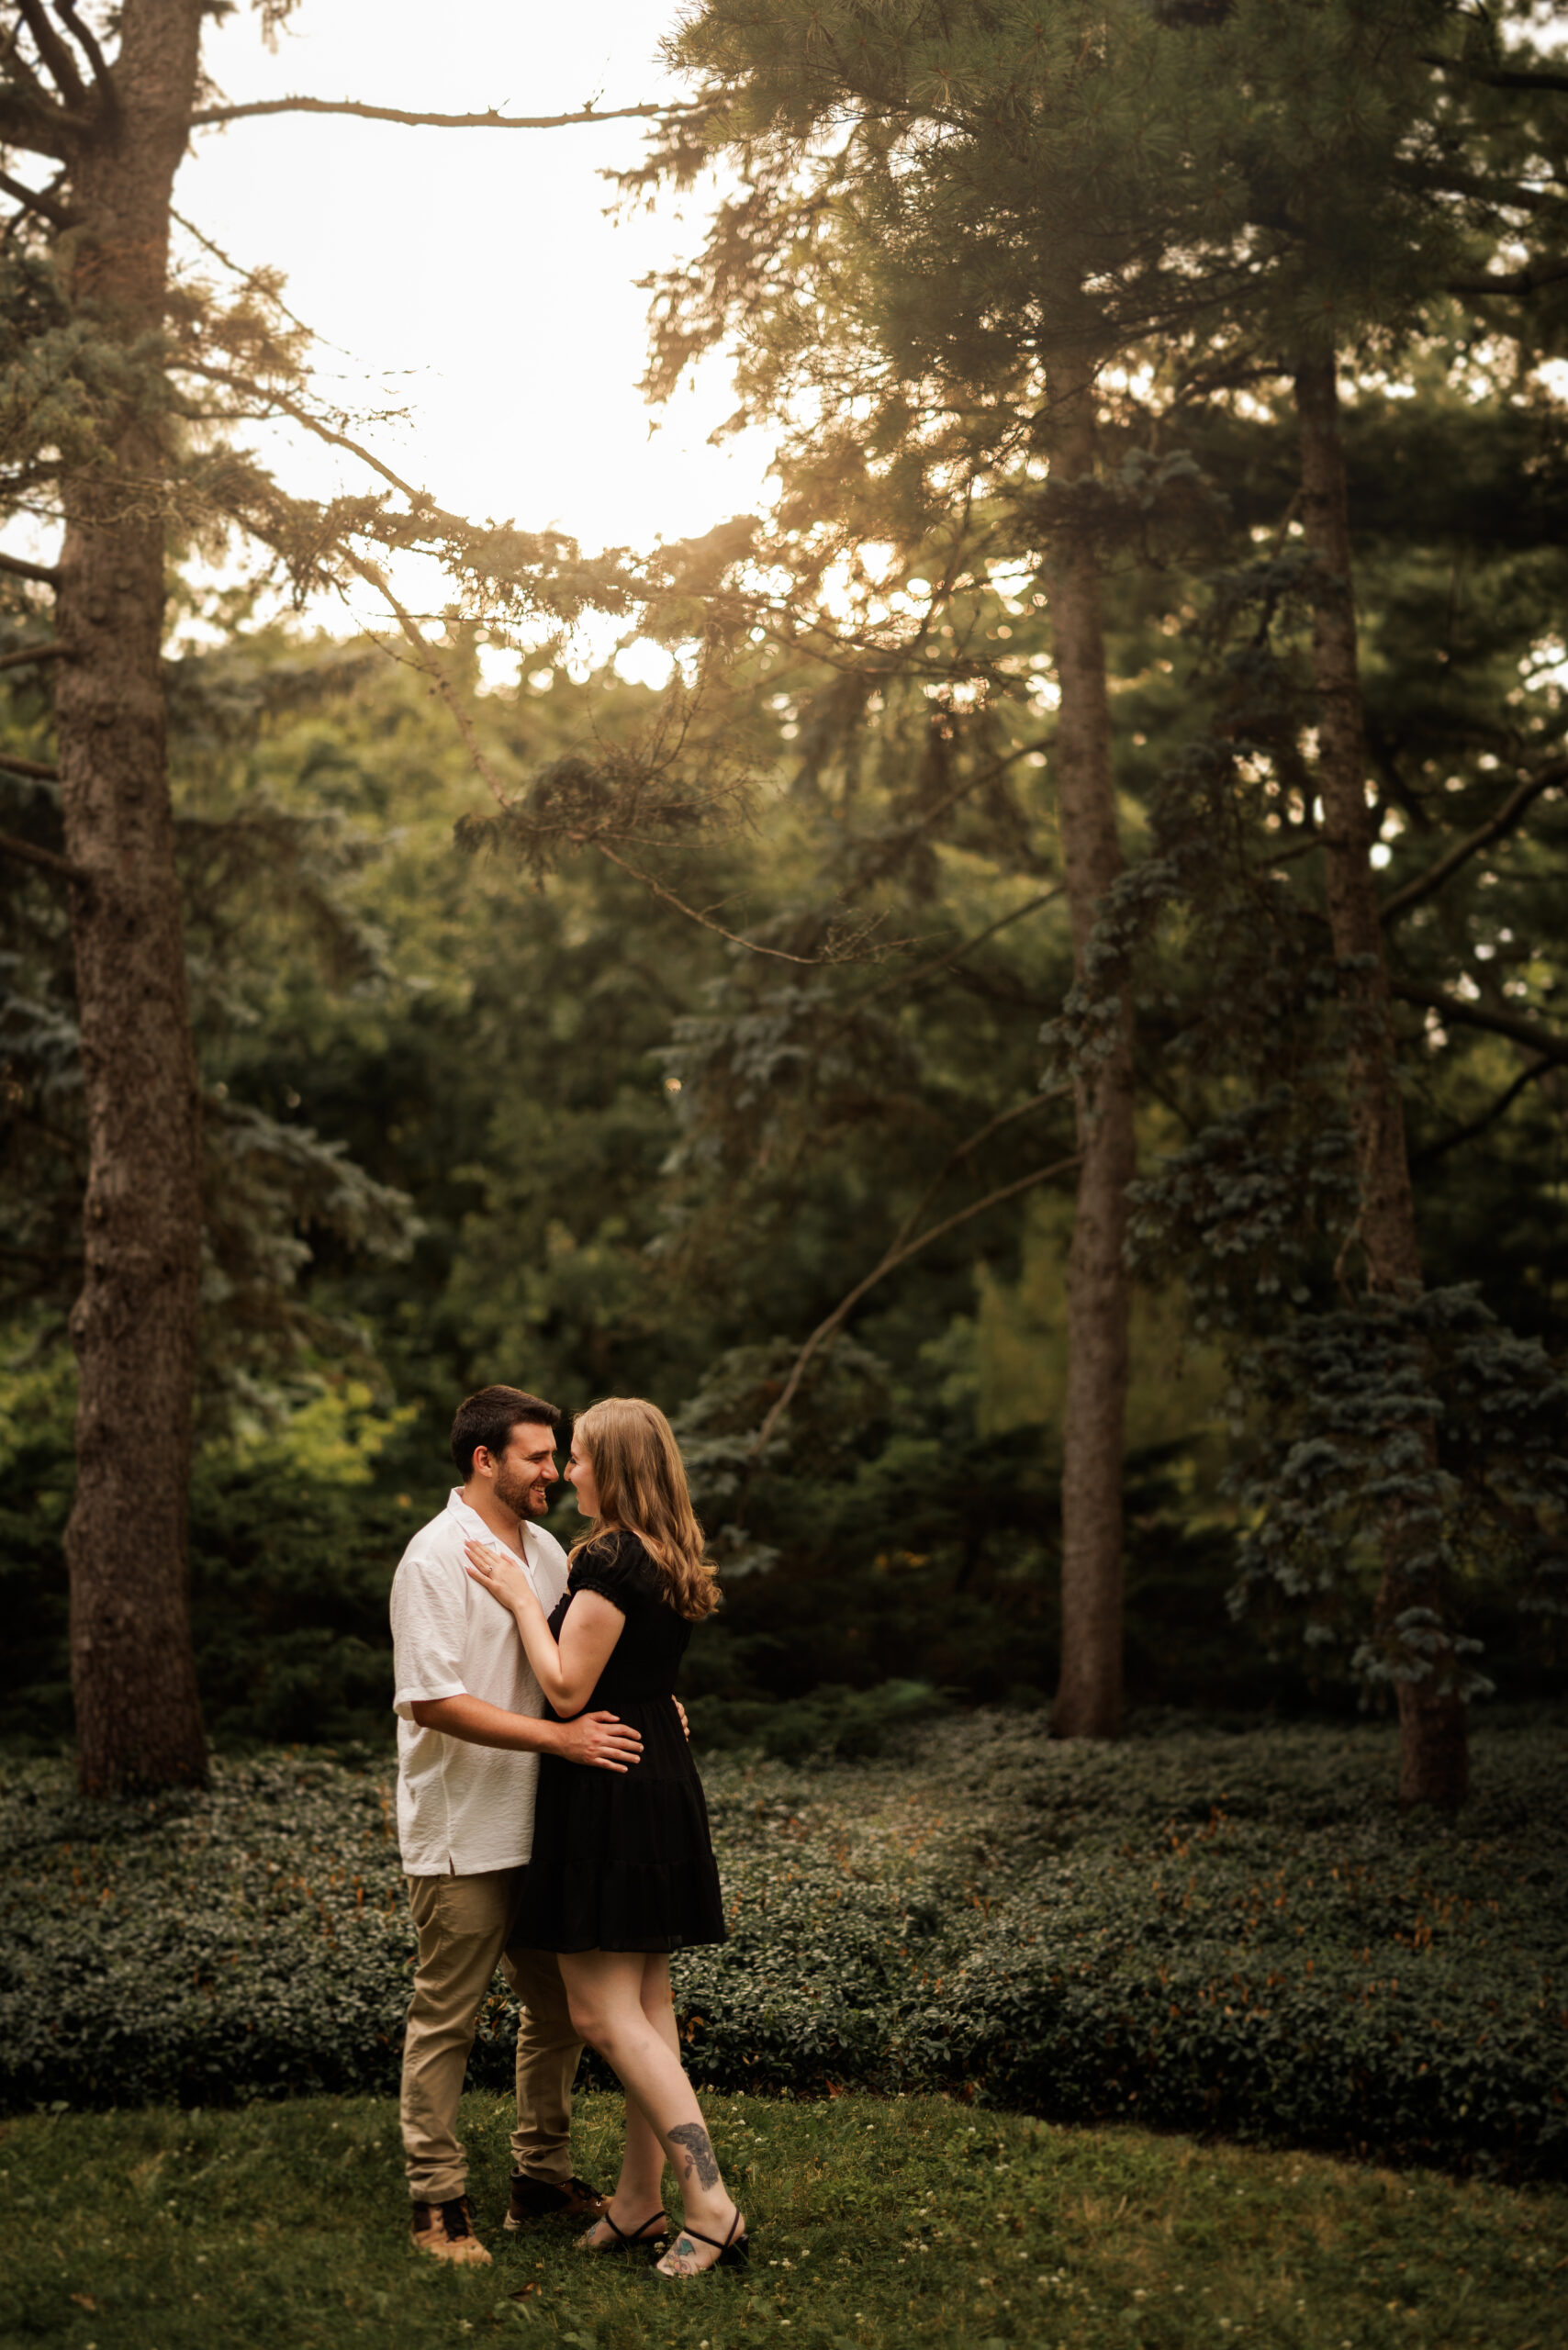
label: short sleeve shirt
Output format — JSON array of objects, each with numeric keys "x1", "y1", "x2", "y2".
[{"x1": 389, "y1": 1489, "x2": 570, "y2": 1875}]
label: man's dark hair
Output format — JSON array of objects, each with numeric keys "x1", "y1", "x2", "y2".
[{"x1": 451, "y1": 1385, "x2": 566, "y2": 1478}]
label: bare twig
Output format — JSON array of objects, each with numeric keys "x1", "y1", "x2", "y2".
[
  {"x1": 1394, "y1": 979, "x2": 1568, "y2": 1065},
  {"x1": 0, "y1": 751, "x2": 60, "y2": 779},
  {"x1": 170, "y1": 210, "x2": 326, "y2": 350},
  {"x1": 16, "y1": 0, "x2": 84, "y2": 106},
  {"x1": 51, "y1": 0, "x2": 115, "y2": 106},
  {"x1": 1379, "y1": 757, "x2": 1567, "y2": 923},
  {"x1": 185, "y1": 361, "x2": 429, "y2": 504},
  {"x1": 189, "y1": 95, "x2": 700, "y2": 132},
  {"x1": 751, "y1": 1150, "x2": 1082, "y2": 1455},
  {"x1": 340, "y1": 553, "x2": 515, "y2": 805},
  {"x1": 592, "y1": 840, "x2": 856, "y2": 966},
  {"x1": 0, "y1": 824, "x2": 81, "y2": 880},
  {"x1": 0, "y1": 167, "x2": 75, "y2": 228},
  {"x1": 814, "y1": 888, "x2": 1063, "y2": 1054},
  {"x1": 0, "y1": 547, "x2": 60, "y2": 588},
  {"x1": 1414, "y1": 1057, "x2": 1556, "y2": 1166},
  {"x1": 0, "y1": 639, "x2": 66, "y2": 672},
  {"x1": 1449, "y1": 261, "x2": 1568, "y2": 297}
]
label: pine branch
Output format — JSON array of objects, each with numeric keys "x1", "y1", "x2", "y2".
[
  {"x1": 1380, "y1": 758, "x2": 1567, "y2": 923},
  {"x1": 0, "y1": 823, "x2": 79, "y2": 880},
  {"x1": 188, "y1": 95, "x2": 699, "y2": 133},
  {"x1": 0, "y1": 751, "x2": 59, "y2": 778},
  {"x1": 1393, "y1": 980, "x2": 1568, "y2": 1065},
  {"x1": 50, "y1": 0, "x2": 115, "y2": 110},
  {"x1": 1421, "y1": 53, "x2": 1568, "y2": 95},
  {"x1": 184, "y1": 361, "x2": 428, "y2": 504},
  {"x1": 340, "y1": 551, "x2": 519, "y2": 811},
  {"x1": 590, "y1": 840, "x2": 846, "y2": 965},
  {"x1": 0, "y1": 166, "x2": 76, "y2": 226},
  {"x1": 814, "y1": 890, "x2": 1064, "y2": 1058},
  {"x1": 170, "y1": 210, "x2": 325, "y2": 350},
  {"x1": 1413, "y1": 1057, "x2": 1556, "y2": 1167},
  {"x1": 15, "y1": 0, "x2": 84, "y2": 107},
  {"x1": 1394, "y1": 160, "x2": 1566, "y2": 214},
  {"x1": 0, "y1": 639, "x2": 66, "y2": 672},
  {"x1": 1449, "y1": 260, "x2": 1568, "y2": 297},
  {"x1": 750, "y1": 1149, "x2": 1082, "y2": 1455}
]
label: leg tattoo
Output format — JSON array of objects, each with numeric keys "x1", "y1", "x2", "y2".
[{"x1": 668, "y1": 2122, "x2": 720, "y2": 2190}]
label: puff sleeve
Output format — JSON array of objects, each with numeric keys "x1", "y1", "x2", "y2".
[{"x1": 569, "y1": 1531, "x2": 657, "y2": 1613}]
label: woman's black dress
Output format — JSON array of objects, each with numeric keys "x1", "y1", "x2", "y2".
[{"x1": 513, "y1": 1530, "x2": 727, "y2": 1953}]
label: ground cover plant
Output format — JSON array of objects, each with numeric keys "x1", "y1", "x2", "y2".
[
  {"x1": 4, "y1": 1716, "x2": 1562, "y2": 2177},
  {"x1": 1, "y1": 2087, "x2": 1564, "y2": 2350}
]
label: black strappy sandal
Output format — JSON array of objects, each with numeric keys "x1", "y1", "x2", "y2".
[
  {"x1": 655, "y1": 2206, "x2": 749, "y2": 2277},
  {"x1": 576, "y1": 2208, "x2": 669, "y2": 2259}
]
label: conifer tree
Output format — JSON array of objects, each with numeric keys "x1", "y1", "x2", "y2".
[
  {"x1": 0, "y1": 0, "x2": 677, "y2": 1792},
  {"x1": 639, "y1": 0, "x2": 1566, "y2": 1794},
  {"x1": 642, "y1": 0, "x2": 1252, "y2": 1738},
  {"x1": 1143, "y1": 0, "x2": 1568, "y2": 1804}
]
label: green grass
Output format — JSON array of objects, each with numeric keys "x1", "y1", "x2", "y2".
[{"x1": 1, "y1": 2089, "x2": 1563, "y2": 2350}]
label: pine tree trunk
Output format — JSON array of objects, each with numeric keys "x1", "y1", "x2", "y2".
[
  {"x1": 1295, "y1": 343, "x2": 1466, "y2": 1812},
  {"x1": 56, "y1": 0, "x2": 208, "y2": 1793},
  {"x1": 1045, "y1": 350, "x2": 1136, "y2": 1741}
]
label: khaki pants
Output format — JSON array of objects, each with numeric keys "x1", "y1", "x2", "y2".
[{"x1": 400, "y1": 1866, "x2": 581, "y2": 2205}]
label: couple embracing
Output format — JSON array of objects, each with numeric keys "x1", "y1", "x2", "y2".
[{"x1": 389, "y1": 1384, "x2": 744, "y2": 2279}]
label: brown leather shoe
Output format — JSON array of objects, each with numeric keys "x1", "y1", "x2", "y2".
[
  {"x1": 504, "y1": 2172, "x2": 609, "y2": 2231},
  {"x1": 410, "y1": 2195, "x2": 493, "y2": 2266}
]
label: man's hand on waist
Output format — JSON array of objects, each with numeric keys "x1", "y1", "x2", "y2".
[{"x1": 554, "y1": 1710, "x2": 644, "y2": 1772}]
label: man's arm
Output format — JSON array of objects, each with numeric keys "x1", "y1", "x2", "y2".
[{"x1": 410, "y1": 1694, "x2": 643, "y2": 1772}]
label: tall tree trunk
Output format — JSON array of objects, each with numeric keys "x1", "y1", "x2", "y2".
[
  {"x1": 56, "y1": 0, "x2": 208, "y2": 1792},
  {"x1": 1045, "y1": 347, "x2": 1136, "y2": 1741},
  {"x1": 1295, "y1": 342, "x2": 1466, "y2": 1811}
]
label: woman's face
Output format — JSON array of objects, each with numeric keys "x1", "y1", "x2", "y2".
[{"x1": 566, "y1": 1436, "x2": 600, "y2": 1519}]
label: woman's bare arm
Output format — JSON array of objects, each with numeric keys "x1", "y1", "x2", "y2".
[{"x1": 464, "y1": 1540, "x2": 626, "y2": 1715}]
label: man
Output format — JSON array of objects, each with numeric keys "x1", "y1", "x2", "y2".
[{"x1": 390, "y1": 1383, "x2": 643, "y2": 2266}]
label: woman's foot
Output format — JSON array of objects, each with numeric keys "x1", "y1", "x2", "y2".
[
  {"x1": 655, "y1": 2207, "x2": 747, "y2": 2277},
  {"x1": 575, "y1": 2205, "x2": 669, "y2": 2256}
]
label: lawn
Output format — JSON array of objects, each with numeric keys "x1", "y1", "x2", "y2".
[{"x1": 2, "y1": 2089, "x2": 1564, "y2": 2350}]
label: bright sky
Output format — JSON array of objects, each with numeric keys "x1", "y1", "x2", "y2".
[{"x1": 182, "y1": 0, "x2": 775, "y2": 661}]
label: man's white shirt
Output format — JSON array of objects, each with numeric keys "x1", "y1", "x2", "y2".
[{"x1": 390, "y1": 1488, "x2": 570, "y2": 1875}]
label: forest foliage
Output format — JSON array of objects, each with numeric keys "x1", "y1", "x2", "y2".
[{"x1": 1, "y1": 0, "x2": 1566, "y2": 1759}]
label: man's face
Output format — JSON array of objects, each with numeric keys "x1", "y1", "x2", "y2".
[{"x1": 487, "y1": 1421, "x2": 559, "y2": 1519}]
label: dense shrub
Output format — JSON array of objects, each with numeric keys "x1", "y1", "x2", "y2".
[{"x1": 3, "y1": 1716, "x2": 1562, "y2": 2176}]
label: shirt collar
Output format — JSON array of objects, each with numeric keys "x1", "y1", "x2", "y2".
[{"x1": 444, "y1": 1486, "x2": 537, "y2": 1571}]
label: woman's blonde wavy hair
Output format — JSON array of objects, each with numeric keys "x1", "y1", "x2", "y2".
[{"x1": 570, "y1": 1397, "x2": 719, "y2": 1623}]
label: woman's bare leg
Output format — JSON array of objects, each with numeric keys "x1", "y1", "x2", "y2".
[
  {"x1": 577, "y1": 1956, "x2": 673, "y2": 2243},
  {"x1": 559, "y1": 1949, "x2": 741, "y2": 2271}
]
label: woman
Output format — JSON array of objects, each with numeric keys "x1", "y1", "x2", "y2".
[{"x1": 463, "y1": 1396, "x2": 743, "y2": 2280}]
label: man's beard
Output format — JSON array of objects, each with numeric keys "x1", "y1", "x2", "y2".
[{"x1": 493, "y1": 1463, "x2": 549, "y2": 1519}]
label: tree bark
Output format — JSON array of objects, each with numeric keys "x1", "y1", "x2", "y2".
[
  {"x1": 55, "y1": 0, "x2": 208, "y2": 1793},
  {"x1": 1295, "y1": 343, "x2": 1466, "y2": 1811},
  {"x1": 1044, "y1": 347, "x2": 1136, "y2": 1741}
]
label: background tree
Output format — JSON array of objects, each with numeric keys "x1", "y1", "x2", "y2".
[
  {"x1": 626, "y1": 0, "x2": 1568, "y2": 1799},
  {"x1": 0, "y1": 0, "x2": 678, "y2": 1791}
]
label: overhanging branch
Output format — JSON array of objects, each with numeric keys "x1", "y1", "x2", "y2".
[
  {"x1": 1449, "y1": 261, "x2": 1568, "y2": 297},
  {"x1": 0, "y1": 166, "x2": 76, "y2": 227},
  {"x1": 0, "y1": 639, "x2": 66, "y2": 672},
  {"x1": 0, "y1": 547, "x2": 60, "y2": 588},
  {"x1": 1394, "y1": 979, "x2": 1568, "y2": 1065},
  {"x1": 189, "y1": 95, "x2": 700, "y2": 132},
  {"x1": 749, "y1": 1148, "x2": 1082, "y2": 1456},
  {"x1": 1414, "y1": 1057, "x2": 1556, "y2": 1166},
  {"x1": 1380, "y1": 757, "x2": 1567, "y2": 923},
  {"x1": 0, "y1": 824, "x2": 80, "y2": 880}
]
